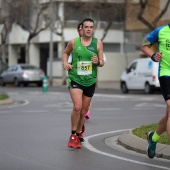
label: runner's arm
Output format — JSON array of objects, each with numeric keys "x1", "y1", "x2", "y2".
[
  {"x1": 141, "y1": 44, "x2": 162, "y2": 62},
  {"x1": 97, "y1": 39, "x2": 104, "y2": 67},
  {"x1": 91, "y1": 39, "x2": 104, "y2": 67},
  {"x1": 62, "y1": 40, "x2": 74, "y2": 70}
]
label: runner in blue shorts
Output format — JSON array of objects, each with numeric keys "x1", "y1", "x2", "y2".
[{"x1": 141, "y1": 24, "x2": 170, "y2": 159}]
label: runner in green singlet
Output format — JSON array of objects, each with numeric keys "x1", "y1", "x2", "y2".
[{"x1": 62, "y1": 18, "x2": 104, "y2": 149}]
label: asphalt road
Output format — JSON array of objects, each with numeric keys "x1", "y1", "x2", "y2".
[{"x1": 0, "y1": 86, "x2": 169, "y2": 170}]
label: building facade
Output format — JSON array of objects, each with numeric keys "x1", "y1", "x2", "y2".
[{"x1": 2, "y1": 0, "x2": 167, "y2": 85}]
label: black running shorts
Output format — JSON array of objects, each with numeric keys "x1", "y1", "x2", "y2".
[
  {"x1": 159, "y1": 76, "x2": 170, "y2": 101},
  {"x1": 68, "y1": 80, "x2": 96, "y2": 97}
]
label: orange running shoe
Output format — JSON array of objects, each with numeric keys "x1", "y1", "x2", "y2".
[
  {"x1": 74, "y1": 136, "x2": 82, "y2": 149},
  {"x1": 67, "y1": 134, "x2": 82, "y2": 149}
]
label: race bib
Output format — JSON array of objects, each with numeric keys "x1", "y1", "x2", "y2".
[{"x1": 77, "y1": 61, "x2": 92, "y2": 75}]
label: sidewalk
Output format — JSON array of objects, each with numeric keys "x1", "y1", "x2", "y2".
[
  {"x1": 117, "y1": 130, "x2": 170, "y2": 160},
  {"x1": 0, "y1": 98, "x2": 15, "y2": 105}
]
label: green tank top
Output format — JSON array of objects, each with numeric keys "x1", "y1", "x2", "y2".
[{"x1": 68, "y1": 37, "x2": 98, "y2": 86}]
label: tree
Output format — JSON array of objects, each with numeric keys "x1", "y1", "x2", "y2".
[
  {"x1": 24, "y1": 1, "x2": 51, "y2": 63},
  {"x1": 0, "y1": 21, "x2": 10, "y2": 63},
  {"x1": 137, "y1": 0, "x2": 170, "y2": 30},
  {"x1": 1, "y1": 0, "x2": 52, "y2": 63},
  {"x1": 0, "y1": 0, "x2": 14, "y2": 63},
  {"x1": 63, "y1": 1, "x2": 125, "y2": 41},
  {"x1": 55, "y1": 1, "x2": 125, "y2": 85},
  {"x1": 126, "y1": 0, "x2": 170, "y2": 31}
]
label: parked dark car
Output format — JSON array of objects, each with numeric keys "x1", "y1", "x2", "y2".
[{"x1": 0, "y1": 64, "x2": 45, "y2": 87}]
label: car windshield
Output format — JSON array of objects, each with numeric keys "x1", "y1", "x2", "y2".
[{"x1": 21, "y1": 65, "x2": 39, "y2": 70}]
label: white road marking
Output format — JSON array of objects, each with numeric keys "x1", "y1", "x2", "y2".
[
  {"x1": 24, "y1": 110, "x2": 48, "y2": 113},
  {"x1": 45, "y1": 102, "x2": 72, "y2": 108},
  {"x1": 60, "y1": 109, "x2": 72, "y2": 112},
  {"x1": 132, "y1": 108, "x2": 153, "y2": 110},
  {"x1": 94, "y1": 93, "x2": 162, "y2": 101},
  {"x1": 95, "y1": 94, "x2": 133, "y2": 99},
  {"x1": 83, "y1": 129, "x2": 170, "y2": 170},
  {"x1": 94, "y1": 108, "x2": 121, "y2": 111},
  {"x1": 135, "y1": 103, "x2": 148, "y2": 107},
  {"x1": 0, "y1": 111, "x2": 10, "y2": 113},
  {"x1": 0, "y1": 99, "x2": 29, "y2": 109},
  {"x1": 135, "y1": 103, "x2": 165, "y2": 108}
]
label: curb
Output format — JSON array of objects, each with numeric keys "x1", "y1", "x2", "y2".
[
  {"x1": 0, "y1": 98, "x2": 15, "y2": 105},
  {"x1": 117, "y1": 130, "x2": 170, "y2": 160}
]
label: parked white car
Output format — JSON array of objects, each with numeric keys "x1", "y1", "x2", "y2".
[{"x1": 120, "y1": 58, "x2": 160, "y2": 94}]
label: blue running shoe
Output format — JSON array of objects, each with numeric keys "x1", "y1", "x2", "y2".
[{"x1": 146, "y1": 131, "x2": 157, "y2": 159}]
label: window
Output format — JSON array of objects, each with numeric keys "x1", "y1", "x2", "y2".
[
  {"x1": 64, "y1": 2, "x2": 125, "y2": 23},
  {"x1": 104, "y1": 43, "x2": 120, "y2": 53},
  {"x1": 127, "y1": 62, "x2": 137, "y2": 73},
  {"x1": 131, "y1": 0, "x2": 140, "y2": 4}
]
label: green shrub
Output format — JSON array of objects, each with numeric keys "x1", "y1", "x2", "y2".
[
  {"x1": 0, "y1": 93, "x2": 9, "y2": 100},
  {"x1": 132, "y1": 123, "x2": 169, "y2": 145}
]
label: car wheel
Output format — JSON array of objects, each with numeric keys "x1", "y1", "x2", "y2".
[
  {"x1": 14, "y1": 78, "x2": 20, "y2": 87},
  {"x1": 144, "y1": 83, "x2": 153, "y2": 94},
  {"x1": 121, "y1": 82, "x2": 129, "y2": 93},
  {"x1": 0, "y1": 78, "x2": 5, "y2": 86}
]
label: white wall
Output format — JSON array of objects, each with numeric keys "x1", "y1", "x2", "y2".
[
  {"x1": 8, "y1": 24, "x2": 28, "y2": 44},
  {"x1": 47, "y1": 52, "x2": 140, "y2": 83},
  {"x1": 47, "y1": 60, "x2": 63, "y2": 77},
  {"x1": 7, "y1": 23, "x2": 139, "y2": 83},
  {"x1": 98, "y1": 52, "x2": 140, "y2": 81},
  {"x1": 29, "y1": 44, "x2": 40, "y2": 66},
  {"x1": 37, "y1": 28, "x2": 124, "y2": 44},
  {"x1": 8, "y1": 45, "x2": 18, "y2": 66}
]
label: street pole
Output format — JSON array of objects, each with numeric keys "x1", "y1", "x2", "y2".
[
  {"x1": 59, "y1": 2, "x2": 66, "y2": 85},
  {"x1": 124, "y1": 0, "x2": 128, "y2": 68},
  {"x1": 49, "y1": 0, "x2": 53, "y2": 86}
]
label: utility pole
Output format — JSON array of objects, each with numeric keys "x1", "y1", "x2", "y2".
[
  {"x1": 124, "y1": 0, "x2": 128, "y2": 68},
  {"x1": 49, "y1": 0, "x2": 53, "y2": 86},
  {"x1": 58, "y1": 2, "x2": 66, "y2": 85}
]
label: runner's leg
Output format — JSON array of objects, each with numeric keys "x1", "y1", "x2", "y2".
[
  {"x1": 166, "y1": 100, "x2": 170, "y2": 140},
  {"x1": 69, "y1": 88, "x2": 83, "y2": 132},
  {"x1": 76, "y1": 95, "x2": 91, "y2": 133}
]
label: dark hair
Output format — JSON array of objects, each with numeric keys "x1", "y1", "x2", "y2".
[
  {"x1": 77, "y1": 22, "x2": 82, "y2": 31},
  {"x1": 82, "y1": 18, "x2": 94, "y2": 27}
]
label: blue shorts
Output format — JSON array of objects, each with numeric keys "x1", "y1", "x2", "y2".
[
  {"x1": 68, "y1": 80, "x2": 96, "y2": 97},
  {"x1": 159, "y1": 76, "x2": 170, "y2": 101}
]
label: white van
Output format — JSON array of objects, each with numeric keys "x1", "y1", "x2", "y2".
[{"x1": 120, "y1": 58, "x2": 160, "y2": 94}]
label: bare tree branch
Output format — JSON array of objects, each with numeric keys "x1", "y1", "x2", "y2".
[
  {"x1": 152, "y1": 0, "x2": 170, "y2": 26},
  {"x1": 32, "y1": 5, "x2": 48, "y2": 34},
  {"x1": 137, "y1": 0, "x2": 155, "y2": 30},
  {"x1": 101, "y1": 21, "x2": 112, "y2": 41}
]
